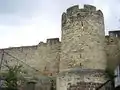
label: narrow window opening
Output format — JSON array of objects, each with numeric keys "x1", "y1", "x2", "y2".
[{"x1": 81, "y1": 21, "x2": 84, "y2": 29}]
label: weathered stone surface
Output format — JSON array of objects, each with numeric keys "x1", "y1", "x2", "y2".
[
  {"x1": 0, "y1": 4, "x2": 119, "y2": 90},
  {"x1": 57, "y1": 68, "x2": 106, "y2": 90},
  {"x1": 0, "y1": 38, "x2": 61, "y2": 76},
  {"x1": 105, "y1": 36, "x2": 120, "y2": 71},
  {"x1": 60, "y1": 4, "x2": 106, "y2": 71}
]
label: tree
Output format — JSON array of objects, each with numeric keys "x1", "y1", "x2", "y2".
[{"x1": 3, "y1": 64, "x2": 23, "y2": 90}]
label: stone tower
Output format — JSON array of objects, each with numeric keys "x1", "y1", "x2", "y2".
[{"x1": 57, "y1": 5, "x2": 107, "y2": 90}]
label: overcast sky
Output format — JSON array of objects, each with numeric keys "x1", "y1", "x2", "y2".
[{"x1": 0, "y1": 0, "x2": 120, "y2": 48}]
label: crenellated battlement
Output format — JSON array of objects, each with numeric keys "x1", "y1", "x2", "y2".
[
  {"x1": 62, "y1": 4, "x2": 103, "y2": 26},
  {"x1": 84, "y1": 4, "x2": 96, "y2": 11},
  {"x1": 66, "y1": 5, "x2": 79, "y2": 16},
  {"x1": 47, "y1": 38, "x2": 60, "y2": 45},
  {"x1": 38, "y1": 38, "x2": 60, "y2": 46},
  {"x1": 66, "y1": 4, "x2": 96, "y2": 16}
]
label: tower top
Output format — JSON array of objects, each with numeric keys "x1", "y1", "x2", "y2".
[
  {"x1": 62, "y1": 4, "x2": 103, "y2": 27},
  {"x1": 66, "y1": 4, "x2": 96, "y2": 15},
  {"x1": 63, "y1": 4, "x2": 102, "y2": 17}
]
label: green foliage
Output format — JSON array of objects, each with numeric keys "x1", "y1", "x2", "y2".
[{"x1": 3, "y1": 65, "x2": 23, "y2": 90}]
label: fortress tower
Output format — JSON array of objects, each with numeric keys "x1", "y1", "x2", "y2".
[
  {"x1": 60, "y1": 4, "x2": 106, "y2": 71},
  {"x1": 57, "y1": 5, "x2": 107, "y2": 90},
  {"x1": 0, "y1": 3, "x2": 118, "y2": 90}
]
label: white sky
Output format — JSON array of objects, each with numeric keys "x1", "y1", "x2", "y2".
[{"x1": 0, "y1": 0, "x2": 120, "y2": 48}]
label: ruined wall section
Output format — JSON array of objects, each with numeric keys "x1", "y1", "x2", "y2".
[
  {"x1": 105, "y1": 35, "x2": 120, "y2": 71},
  {"x1": 60, "y1": 5, "x2": 106, "y2": 71},
  {"x1": 0, "y1": 38, "x2": 61, "y2": 76}
]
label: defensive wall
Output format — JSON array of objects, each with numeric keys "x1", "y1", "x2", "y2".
[{"x1": 0, "y1": 4, "x2": 120, "y2": 90}]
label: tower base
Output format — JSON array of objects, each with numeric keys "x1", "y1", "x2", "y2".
[{"x1": 57, "y1": 68, "x2": 107, "y2": 90}]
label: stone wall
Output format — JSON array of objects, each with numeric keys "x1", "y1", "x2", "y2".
[
  {"x1": 67, "y1": 82, "x2": 104, "y2": 90},
  {"x1": 105, "y1": 30, "x2": 120, "y2": 72},
  {"x1": 57, "y1": 68, "x2": 106, "y2": 90},
  {"x1": 0, "y1": 4, "x2": 119, "y2": 78},
  {"x1": 0, "y1": 38, "x2": 61, "y2": 77},
  {"x1": 0, "y1": 4, "x2": 120, "y2": 90},
  {"x1": 105, "y1": 36, "x2": 120, "y2": 71},
  {"x1": 60, "y1": 4, "x2": 106, "y2": 71},
  {"x1": 19, "y1": 76, "x2": 54, "y2": 90}
]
